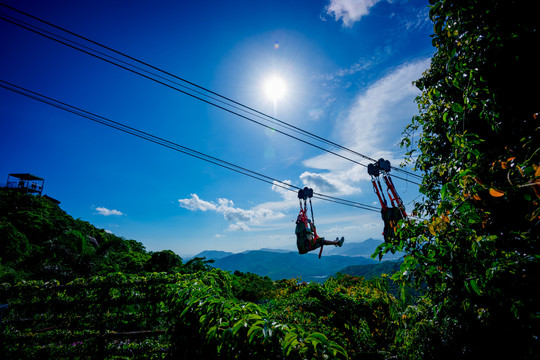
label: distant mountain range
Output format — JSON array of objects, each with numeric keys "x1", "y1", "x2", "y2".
[
  {"x1": 323, "y1": 238, "x2": 404, "y2": 259},
  {"x1": 210, "y1": 250, "x2": 377, "y2": 282},
  {"x1": 192, "y1": 238, "x2": 404, "y2": 283},
  {"x1": 194, "y1": 250, "x2": 235, "y2": 260}
]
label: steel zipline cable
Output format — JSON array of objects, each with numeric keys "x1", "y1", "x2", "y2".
[
  {"x1": 0, "y1": 79, "x2": 380, "y2": 213},
  {"x1": 0, "y1": 13, "x2": 385, "y2": 179},
  {"x1": 0, "y1": 2, "x2": 423, "y2": 185}
]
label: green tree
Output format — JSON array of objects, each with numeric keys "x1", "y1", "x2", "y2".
[
  {"x1": 0, "y1": 189, "x2": 156, "y2": 280},
  {"x1": 231, "y1": 271, "x2": 275, "y2": 302},
  {"x1": 41, "y1": 229, "x2": 97, "y2": 280},
  {"x1": 96, "y1": 239, "x2": 150, "y2": 275},
  {"x1": 375, "y1": 0, "x2": 539, "y2": 358},
  {"x1": 0, "y1": 221, "x2": 30, "y2": 266},
  {"x1": 182, "y1": 256, "x2": 214, "y2": 273},
  {"x1": 145, "y1": 249, "x2": 182, "y2": 273}
]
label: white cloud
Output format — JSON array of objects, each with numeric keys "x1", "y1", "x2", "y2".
[
  {"x1": 178, "y1": 193, "x2": 286, "y2": 231},
  {"x1": 300, "y1": 172, "x2": 339, "y2": 193},
  {"x1": 300, "y1": 168, "x2": 363, "y2": 196},
  {"x1": 336, "y1": 58, "x2": 375, "y2": 77},
  {"x1": 253, "y1": 180, "x2": 299, "y2": 212},
  {"x1": 95, "y1": 207, "x2": 124, "y2": 216},
  {"x1": 302, "y1": 58, "x2": 430, "y2": 193},
  {"x1": 325, "y1": 0, "x2": 384, "y2": 27},
  {"x1": 339, "y1": 59, "x2": 429, "y2": 155},
  {"x1": 226, "y1": 222, "x2": 250, "y2": 232},
  {"x1": 325, "y1": 59, "x2": 426, "y2": 158},
  {"x1": 177, "y1": 194, "x2": 217, "y2": 212}
]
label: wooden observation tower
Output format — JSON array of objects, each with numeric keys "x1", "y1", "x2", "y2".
[{"x1": 5, "y1": 173, "x2": 45, "y2": 196}]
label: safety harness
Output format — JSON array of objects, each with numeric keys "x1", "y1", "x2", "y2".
[
  {"x1": 368, "y1": 159, "x2": 407, "y2": 241},
  {"x1": 296, "y1": 187, "x2": 324, "y2": 258}
]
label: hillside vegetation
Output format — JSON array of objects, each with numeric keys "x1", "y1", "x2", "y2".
[
  {"x1": 0, "y1": 189, "x2": 398, "y2": 359},
  {"x1": 0, "y1": 188, "x2": 208, "y2": 282}
]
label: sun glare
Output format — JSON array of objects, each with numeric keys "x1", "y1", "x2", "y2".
[{"x1": 263, "y1": 75, "x2": 287, "y2": 102}]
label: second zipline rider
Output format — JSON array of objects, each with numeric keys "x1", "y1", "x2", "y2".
[
  {"x1": 295, "y1": 187, "x2": 344, "y2": 258},
  {"x1": 368, "y1": 159, "x2": 407, "y2": 241}
]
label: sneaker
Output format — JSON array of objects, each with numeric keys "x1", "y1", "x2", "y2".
[{"x1": 338, "y1": 237, "x2": 344, "y2": 247}]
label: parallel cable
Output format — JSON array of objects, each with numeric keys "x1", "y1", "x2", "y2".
[
  {"x1": 0, "y1": 11, "x2": 320, "y2": 145},
  {"x1": 0, "y1": 2, "x2": 423, "y2": 183},
  {"x1": 0, "y1": 79, "x2": 380, "y2": 212},
  {"x1": 0, "y1": 8, "x2": 343, "y2": 161},
  {"x1": 0, "y1": 13, "x2": 404, "y2": 182}
]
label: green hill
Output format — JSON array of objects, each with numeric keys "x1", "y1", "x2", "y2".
[
  {"x1": 324, "y1": 238, "x2": 405, "y2": 259},
  {"x1": 0, "y1": 188, "x2": 401, "y2": 359},
  {"x1": 0, "y1": 189, "x2": 174, "y2": 282},
  {"x1": 337, "y1": 261, "x2": 401, "y2": 280},
  {"x1": 190, "y1": 249, "x2": 235, "y2": 260},
  {"x1": 0, "y1": 189, "x2": 396, "y2": 284}
]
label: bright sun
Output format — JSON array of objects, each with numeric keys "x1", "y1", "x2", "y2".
[{"x1": 263, "y1": 75, "x2": 287, "y2": 102}]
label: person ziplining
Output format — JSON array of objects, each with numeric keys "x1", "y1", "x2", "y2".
[
  {"x1": 368, "y1": 158, "x2": 407, "y2": 241},
  {"x1": 295, "y1": 187, "x2": 344, "y2": 258}
]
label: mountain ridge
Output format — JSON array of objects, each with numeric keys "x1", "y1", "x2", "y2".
[{"x1": 210, "y1": 249, "x2": 380, "y2": 283}]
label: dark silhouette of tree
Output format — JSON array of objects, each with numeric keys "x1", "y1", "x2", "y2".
[{"x1": 375, "y1": 0, "x2": 539, "y2": 358}]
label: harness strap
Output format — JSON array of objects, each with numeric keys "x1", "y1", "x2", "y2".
[
  {"x1": 371, "y1": 177, "x2": 388, "y2": 210},
  {"x1": 309, "y1": 198, "x2": 318, "y2": 237},
  {"x1": 382, "y1": 174, "x2": 407, "y2": 218}
]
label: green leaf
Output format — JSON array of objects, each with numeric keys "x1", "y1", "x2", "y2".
[
  {"x1": 441, "y1": 184, "x2": 448, "y2": 200},
  {"x1": 305, "y1": 332, "x2": 329, "y2": 344},
  {"x1": 469, "y1": 279, "x2": 482, "y2": 295},
  {"x1": 248, "y1": 325, "x2": 262, "y2": 343},
  {"x1": 452, "y1": 103, "x2": 463, "y2": 113},
  {"x1": 330, "y1": 342, "x2": 348, "y2": 359}
]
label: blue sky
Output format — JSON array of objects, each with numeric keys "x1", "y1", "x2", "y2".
[{"x1": 0, "y1": 0, "x2": 433, "y2": 257}]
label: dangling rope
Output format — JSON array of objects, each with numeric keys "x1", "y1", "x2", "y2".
[{"x1": 309, "y1": 197, "x2": 315, "y2": 228}]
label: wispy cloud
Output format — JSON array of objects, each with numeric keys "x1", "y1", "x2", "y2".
[
  {"x1": 95, "y1": 207, "x2": 124, "y2": 216},
  {"x1": 302, "y1": 58, "x2": 430, "y2": 192},
  {"x1": 395, "y1": 4, "x2": 431, "y2": 32},
  {"x1": 325, "y1": 0, "x2": 385, "y2": 27},
  {"x1": 337, "y1": 58, "x2": 429, "y2": 151},
  {"x1": 253, "y1": 180, "x2": 298, "y2": 212},
  {"x1": 178, "y1": 194, "x2": 286, "y2": 231},
  {"x1": 226, "y1": 222, "x2": 251, "y2": 232},
  {"x1": 177, "y1": 194, "x2": 218, "y2": 212}
]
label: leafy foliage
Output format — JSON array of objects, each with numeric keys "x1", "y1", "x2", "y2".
[
  {"x1": 231, "y1": 271, "x2": 276, "y2": 302},
  {"x1": 145, "y1": 250, "x2": 183, "y2": 273},
  {"x1": 375, "y1": 0, "x2": 540, "y2": 358},
  {"x1": 0, "y1": 189, "x2": 155, "y2": 281},
  {"x1": 0, "y1": 272, "x2": 179, "y2": 359},
  {"x1": 167, "y1": 270, "x2": 351, "y2": 359},
  {"x1": 265, "y1": 274, "x2": 396, "y2": 359},
  {"x1": 0, "y1": 189, "x2": 400, "y2": 359}
]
